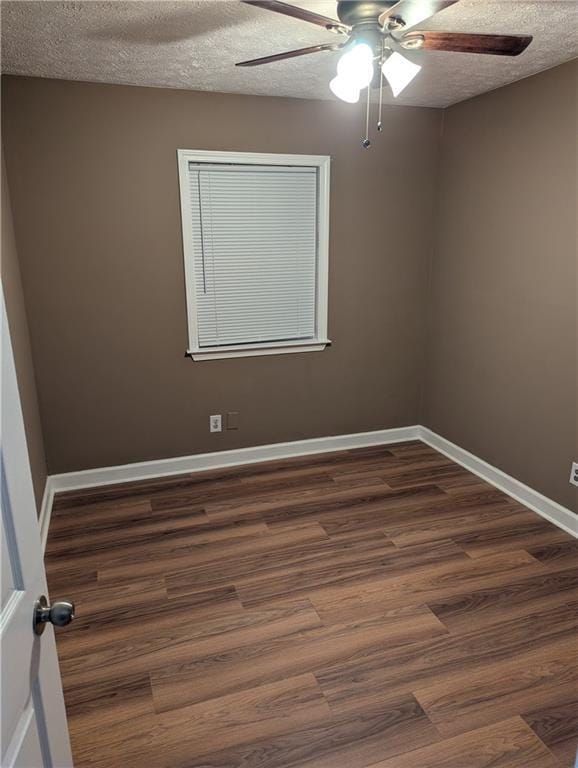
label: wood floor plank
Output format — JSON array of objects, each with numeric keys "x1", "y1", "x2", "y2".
[
  {"x1": 203, "y1": 480, "x2": 389, "y2": 522},
  {"x1": 149, "y1": 472, "x2": 337, "y2": 512},
  {"x1": 260, "y1": 485, "x2": 448, "y2": 528},
  {"x1": 46, "y1": 440, "x2": 577, "y2": 768},
  {"x1": 433, "y1": 474, "x2": 494, "y2": 494},
  {"x1": 70, "y1": 674, "x2": 333, "y2": 768},
  {"x1": 526, "y1": 539, "x2": 578, "y2": 569},
  {"x1": 385, "y1": 502, "x2": 534, "y2": 548},
  {"x1": 379, "y1": 463, "x2": 476, "y2": 490},
  {"x1": 309, "y1": 549, "x2": 544, "y2": 624},
  {"x1": 207, "y1": 483, "x2": 447, "y2": 527},
  {"x1": 165, "y1": 529, "x2": 396, "y2": 597},
  {"x1": 49, "y1": 499, "x2": 156, "y2": 531},
  {"x1": 52, "y1": 496, "x2": 155, "y2": 516},
  {"x1": 236, "y1": 449, "x2": 397, "y2": 486},
  {"x1": 96, "y1": 521, "x2": 329, "y2": 583},
  {"x1": 414, "y1": 637, "x2": 577, "y2": 737},
  {"x1": 367, "y1": 716, "x2": 563, "y2": 768},
  {"x1": 317, "y1": 488, "x2": 514, "y2": 539},
  {"x1": 523, "y1": 698, "x2": 578, "y2": 768},
  {"x1": 46, "y1": 506, "x2": 209, "y2": 553},
  {"x1": 167, "y1": 694, "x2": 439, "y2": 768},
  {"x1": 315, "y1": 602, "x2": 578, "y2": 715},
  {"x1": 53, "y1": 472, "x2": 244, "y2": 511},
  {"x1": 455, "y1": 518, "x2": 571, "y2": 557},
  {"x1": 58, "y1": 600, "x2": 322, "y2": 683},
  {"x1": 46, "y1": 568, "x2": 98, "y2": 596},
  {"x1": 55, "y1": 575, "x2": 167, "y2": 624},
  {"x1": 63, "y1": 673, "x2": 154, "y2": 723},
  {"x1": 386, "y1": 442, "x2": 438, "y2": 458},
  {"x1": 426, "y1": 566, "x2": 578, "y2": 633},
  {"x1": 150, "y1": 604, "x2": 447, "y2": 712},
  {"x1": 236, "y1": 538, "x2": 466, "y2": 607},
  {"x1": 46, "y1": 518, "x2": 270, "y2": 569},
  {"x1": 328, "y1": 453, "x2": 454, "y2": 481},
  {"x1": 55, "y1": 584, "x2": 246, "y2": 653}
]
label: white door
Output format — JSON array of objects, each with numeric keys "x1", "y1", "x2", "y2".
[{"x1": 1, "y1": 292, "x2": 73, "y2": 768}]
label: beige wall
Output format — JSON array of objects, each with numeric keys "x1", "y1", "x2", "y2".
[
  {"x1": 423, "y1": 60, "x2": 577, "y2": 511},
  {"x1": 2, "y1": 76, "x2": 441, "y2": 474},
  {"x1": 1, "y1": 151, "x2": 47, "y2": 512},
  {"x1": 4, "y1": 67, "x2": 575, "y2": 512}
]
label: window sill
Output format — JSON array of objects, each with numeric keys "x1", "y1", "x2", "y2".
[{"x1": 187, "y1": 340, "x2": 331, "y2": 361}]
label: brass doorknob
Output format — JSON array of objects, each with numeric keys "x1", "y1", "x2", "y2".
[{"x1": 33, "y1": 595, "x2": 75, "y2": 635}]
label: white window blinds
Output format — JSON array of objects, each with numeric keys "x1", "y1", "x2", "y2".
[{"x1": 186, "y1": 163, "x2": 318, "y2": 349}]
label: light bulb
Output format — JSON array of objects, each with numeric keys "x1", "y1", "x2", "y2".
[
  {"x1": 329, "y1": 75, "x2": 360, "y2": 103},
  {"x1": 381, "y1": 51, "x2": 421, "y2": 97},
  {"x1": 336, "y1": 43, "x2": 374, "y2": 89}
]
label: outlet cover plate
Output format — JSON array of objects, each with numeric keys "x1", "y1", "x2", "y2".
[
  {"x1": 570, "y1": 462, "x2": 578, "y2": 488},
  {"x1": 210, "y1": 414, "x2": 222, "y2": 433}
]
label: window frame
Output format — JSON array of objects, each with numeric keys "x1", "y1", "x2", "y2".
[{"x1": 177, "y1": 149, "x2": 330, "y2": 361}]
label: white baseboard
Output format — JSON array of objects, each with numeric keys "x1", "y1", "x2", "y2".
[
  {"x1": 48, "y1": 426, "x2": 420, "y2": 495},
  {"x1": 40, "y1": 423, "x2": 576, "y2": 551},
  {"x1": 419, "y1": 427, "x2": 577, "y2": 539}
]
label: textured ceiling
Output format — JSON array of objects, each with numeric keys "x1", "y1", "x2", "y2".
[{"x1": 1, "y1": 1, "x2": 577, "y2": 108}]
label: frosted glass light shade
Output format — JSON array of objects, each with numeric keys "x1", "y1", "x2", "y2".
[
  {"x1": 329, "y1": 75, "x2": 360, "y2": 103},
  {"x1": 381, "y1": 51, "x2": 421, "y2": 97},
  {"x1": 337, "y1": 43, "x2": 374, "y2": 89}
]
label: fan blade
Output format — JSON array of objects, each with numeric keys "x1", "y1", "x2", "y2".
[
  {"x1": 379, "y1": 1, "x2": 459, "y2": 31},
  {"x1": 241, "y1": 0, "x2": 348, "y2": 33},
  {"x1": 402, "y1": 30, "x2": 533, "y2": 55},
  {"x1": 236, "y1": 42, "x2": 339, "y2": 67}
]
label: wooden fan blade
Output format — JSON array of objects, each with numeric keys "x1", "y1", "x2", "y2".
[
  {"x1": 236, "y1": 42, "x2": 339, "y2": 67},
  {"x1": 379, "y1": 1, "x2": 459, "y2": 31},
  {"x1": 402, "y1": 30, "x2": 533, "y2": 55},
  {"x1": 241, "y1": 0, "x2": 348, "y2": 33}
]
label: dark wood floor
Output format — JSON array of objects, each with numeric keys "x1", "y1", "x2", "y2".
[{"x1": 45, "y1": 440, "x2": 578, "y2": 768}]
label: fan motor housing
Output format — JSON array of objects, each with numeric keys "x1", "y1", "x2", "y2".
[{"x1": 336, "y1": 1, "x2": 396, "y2": 26}]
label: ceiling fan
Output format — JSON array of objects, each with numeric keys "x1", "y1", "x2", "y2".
[{"x1": 236, "y1": 1, "x2": 533, "y2": 144}]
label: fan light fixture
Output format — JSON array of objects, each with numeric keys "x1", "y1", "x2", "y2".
[
  {"x1": 237, "y1": 0, "x2": 534, "y2": 148},
  {"x1": 329, "y1": 42, "x2": 374, "y2": 103},
  {"x1": 381, "y1": 51, "x2": 422, "y2": 97}
]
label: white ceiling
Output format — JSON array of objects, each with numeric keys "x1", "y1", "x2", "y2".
[{"x1": 1, "y1": 1, "x2": 577, "y2": 108}]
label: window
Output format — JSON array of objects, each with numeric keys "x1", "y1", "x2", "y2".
[{"x1": 177, "y1": 150, "x2": 330, "y2": 360}]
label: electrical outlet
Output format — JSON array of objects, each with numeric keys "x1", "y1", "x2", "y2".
[
  {"x1": 570, "y1": 462, "x2": 578, "y2": 488},
  {"x1": 209, "y1": 414, "x2": 222, "y2": 433}
]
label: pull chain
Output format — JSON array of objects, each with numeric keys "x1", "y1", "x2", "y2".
[
  {"x1": 378, "y1": 39, "x2": 384, "y2": 132},
  {"x1": 362, "y1": 84, "x2": 371, "y2": 148}
]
